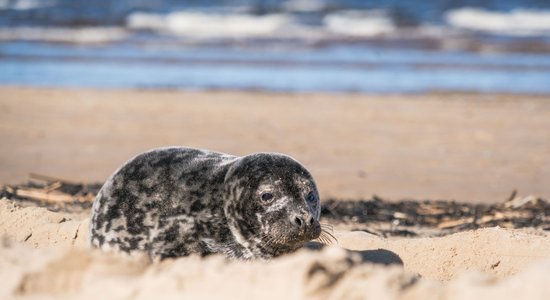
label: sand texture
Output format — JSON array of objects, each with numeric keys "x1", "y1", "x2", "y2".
[
  {"x1": 1, "y1": 87, "x2": 549, "y2": 203},
  {"x1": 1, "y1": 200, "x2": 550, "y2": 300}
]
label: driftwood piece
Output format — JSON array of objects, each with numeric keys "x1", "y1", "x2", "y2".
[
  {"x1": 13, "y1": 187, "x2": 76, "y2": 203},
  {"x1": 29, "y1": 172, "x2": 83, "y2": 186},
  {"x1": 437, "y1": 217, "x2": 475, "y2": 229},
  {"x1": 0, "y1": 174, "x2": 101, "y2": 212}
]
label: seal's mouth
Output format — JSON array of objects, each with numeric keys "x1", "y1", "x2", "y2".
[
  {"x1": 263, "y1": 219, "x2": 322, "y2": 249},
  {"x1": 288, "y1": 223, "x2": 322, "y2": 244},
  {"x1": 266, "y1": 230, "x2": 316, "y2": 247},
  {"x1": 308, "y1": 222, "x2": 322, "y2": 240}
]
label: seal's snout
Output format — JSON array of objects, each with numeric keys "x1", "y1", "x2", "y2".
[
  {"x1": 290, "y1": 213, "x2": 321, "y2": 239},
  {"x1": 292, "y1": 215, "x2": 313, "y2": 229}
]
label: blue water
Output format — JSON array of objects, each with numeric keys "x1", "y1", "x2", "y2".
[
  {"x1": 1, "y1": 42, "x2": 549, "y2": 93},
  {"x1": 1, "y1": 0, "x2": 550, "y2": 93},
  {"x1": 2, "y1": 0, "x2": 549, "y2": 27}
]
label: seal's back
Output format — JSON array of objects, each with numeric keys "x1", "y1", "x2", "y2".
[{"x1": 89, "y1": 147, "x2": 237, "y2": 258}]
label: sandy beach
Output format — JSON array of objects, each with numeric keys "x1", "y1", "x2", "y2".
[
  {"x1": 1, "y1": 87, "x2": 550, "y2": 299},
  {"x1": 2, "y1": 0, "x2": 550, "y2": 297},
  {"x1": 1, "y1": 200, "x2": 549, "y2": 299},
  {"x1": 1, "y1": 87, "x2": 549, "y2": 203}
]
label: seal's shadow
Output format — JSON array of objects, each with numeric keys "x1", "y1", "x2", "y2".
[
  {"x1": 354, "y1": 248, "x2": 403, "y2": 265},
  {"x1": 305, "y1": 242, "x2": 403, "y2": 266}
]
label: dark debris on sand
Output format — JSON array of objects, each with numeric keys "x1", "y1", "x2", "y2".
[
  {"x1": 1, "y1": 174, "x2": 548, "y2": 237},
  {"x1": 0, "y1": 173, "x2": 101, "y2": 212},
  {"x1": 322, "y1": 193, "x2": 550, "y2": 237}
]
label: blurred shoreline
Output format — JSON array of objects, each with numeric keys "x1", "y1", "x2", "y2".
[
  {"x1": 1, "y1": 86, "x2": 548, "y2": 203},
  {"x1": 2, "y1": 41, "x2": 550, "y2": 94},
  {"x1": 2, "y1": 1, "x2": 550, "y2": 95},
  {"x1": 1, "y1": 2, "x2": 550, "y2": 54}
]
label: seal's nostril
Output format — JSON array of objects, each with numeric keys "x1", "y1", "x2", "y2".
[
  {"x1": 308, "y1": 217, "x2": 314, "y2": 226},
  {"x1": 294, "y1": 216, "x2": 303, "y2": 228}
]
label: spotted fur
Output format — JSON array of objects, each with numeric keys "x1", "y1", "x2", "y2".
[{"x1": 89, "y1": 147, "x2": 321, "y2": 260}]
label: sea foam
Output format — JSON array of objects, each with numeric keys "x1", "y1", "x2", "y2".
[
  {"x1": 126, "y1": 11, "x2": 292, "y2": 38},
  {"x1": 323, "y1": 10, "x2": 396, "y2": 37},
  {"x1": 0, "y1": 27, "x2": 129, "y2": 44},
  {"x1": 446, "y1": 8, "x2": 550, "y2": 36}
]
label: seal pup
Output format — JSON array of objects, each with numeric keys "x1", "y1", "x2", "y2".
[{"x1": 90, "y1": 147, "x2": 327, "y2": 260}]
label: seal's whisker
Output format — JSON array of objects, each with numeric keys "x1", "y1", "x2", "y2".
[
  {"x1": 314, "y1": 234, "x2": 328, "y2": 245},
  {"x1": 323, "y1": 237, "x2": 333, "y2": 245},
  {"x1": 320, "y1": 223, "x2": 334, "y2": 231},
  {"x1": 321, "y1": 227, "x2": 333, "y2": 235},
  {"x1": 323, "y1": 229, "x2": 337, "y2": 241},
  {"x1": 315, "y1": 235, "x2": 335, "y2": 245},
  {"x1": 262, "y1": 234, "x2": 285, "y2": 247},
  {"x1": 320, "y1": 225, "x2": 334, "y2": 235},
  {"x1": 316, "y1": 236, "x2": 329, "y2": 245},
  {"x1": 318, "y1": 229, "x2": 338, "y2": 244}
]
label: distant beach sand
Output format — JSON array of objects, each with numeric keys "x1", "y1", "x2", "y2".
[{"x1": 1, "y1": 87, "x2": 548, "y2": 203}]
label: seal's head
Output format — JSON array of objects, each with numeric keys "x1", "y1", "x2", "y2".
[{"x1": 224, "y1": 153, "x2": 321, "y2": 258}]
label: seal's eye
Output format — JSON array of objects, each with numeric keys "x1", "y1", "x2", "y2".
[
  {"x1": 260, "y1": 192, "x2": 273, "y2": 202},
  {"x1": 306, "y1": 192, "x2": 316, "y2": 203}
]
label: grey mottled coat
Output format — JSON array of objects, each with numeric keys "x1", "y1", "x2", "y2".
[{"x1": 89, "y1": 147, "x2": 321, "y2": 260}]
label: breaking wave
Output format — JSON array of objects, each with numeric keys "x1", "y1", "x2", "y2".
[
  {"x1": 323, "y1": 10, "x2": 396, "y2": 37},
  {"x1": 446, "y1": 8, "x2": 550, "y2": 36},
  {"x1": 1, "y1": 5, "x2": 549, "y2": 49},
  {"x1": 126, "y1": 9, "x2": 402, "y2": 40},
  {"x1": 0, "y1": 27, "x2": 129, "y2": 44},
  {"x1": 126, "y1": 12, "x2": 294, "y2": 39}
]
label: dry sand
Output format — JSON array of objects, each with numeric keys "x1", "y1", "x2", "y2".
[
  {"x1": 1, "y1": 87, "x2": 549, "y2": 203},
  {"x1": 1, "y1": 200, "x2": 550, "y2": 300},
  {"x1": 1, "y1": 87, "x2": 550, "y2": 299}
]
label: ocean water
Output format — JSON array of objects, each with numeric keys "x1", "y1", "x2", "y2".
[{"x1": 0, "y1": 0, "x2": 549, "y2": 93}]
